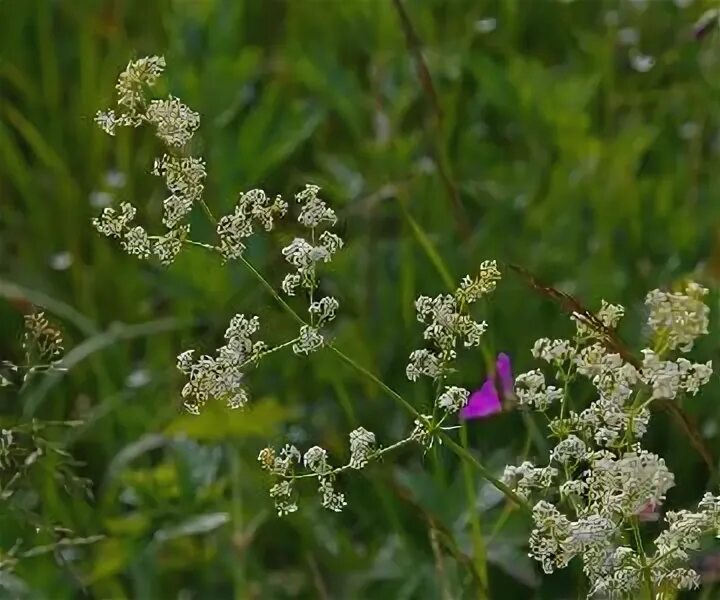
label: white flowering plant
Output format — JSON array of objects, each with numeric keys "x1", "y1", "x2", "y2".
[
  {"x1": 91, "y1": 56, "x2": 523, "y2": 521},
  {"x1": 502, "y1": 283, "x2": 718, "y2": 598},
  {"x1": 0, "y1": 311, "x2": 103, "y2": 576},
  {"x1": 92, "y1": 57, "x2": 720, "y2": 599}
]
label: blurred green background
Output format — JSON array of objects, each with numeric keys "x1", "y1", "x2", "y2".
[{"x1": 3, "y1": 0, "x2": 720, "y2": 597}]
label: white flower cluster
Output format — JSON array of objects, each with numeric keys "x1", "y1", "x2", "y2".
[
  {"x1": 501, "y1": 461, "x2": 558, "y2": 501},
  {"x1": 406, "y1": 261, "x2": 500, "y2": 382},
  {"x1": 280, "y1": 185, "x2": 343, "y2": 356},
  {"x1": 504, "y1": 282, "x2": 715, "y2": 598},
  {"x1": 145, "y1": 96, "x2": 200, "y2": 147},
  {"x1": 348, "y1": 427, "x2": 376, "y2": 469},
  {"x1": 94, "y1": 56, "x2": 167, "y2": 134},
  {"x1": 641, "y1": 349, "x2": 712, "y2": 401},
  {"x1": 436, "y1": 386, "x2": 470, "y2": 413},
  {"x1": 176, "y1": 314, "x2": 266, "y2": 414},
  {"x1": 573, "y1": 300, "x2": 625, "y2": 339},
  {"x1": 515, "y1": 369, "x2": 563, "y2": 411},
  {"x1": 152, "y1": 154, "x2": 206, "y2": 229},
  {"x1": 216, "y1": 189, "x2": 288, "y2": 259},
  {"x1": 410, "y1": 414, "x2": 435, "y2": 448},
  {"x1": 93, "y1": 57, "x2": 205, "y2": 265},
  {"x1": 258, "y1": 426, "x2": 377, "y2": 515},
  {"x1": 645, "y1": 282, "x2": 709, "y2": 352},
  {"x1": 0, "y1": 429, "x2": 13, "y2": 469},
  {"x1": 302, "y1": 446, "x2": 347, "y2": 512},
  {"x1": 115, "y1": 55, "x2": 165, "y2": 115},
  {"x1": 257, "y1": 444, "x2": 301, "y2": 516}
]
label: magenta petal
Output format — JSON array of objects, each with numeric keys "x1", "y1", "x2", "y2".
[
  {"x1": 496, "y1": 352, "x2": 513, "y2": 395},
  {"x1": 460, "y1": 379, "x2": 502, "y2": 420}
]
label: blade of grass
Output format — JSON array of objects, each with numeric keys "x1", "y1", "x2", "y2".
[{"x1": 397, "y1": 200, "x2": 455, "y2": 292}]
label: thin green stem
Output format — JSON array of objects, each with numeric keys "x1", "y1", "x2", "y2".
[
  {"x1": 328, "y1": 346, "x2": 420, "y2": 417},
  {"x1": 441, "y1": 433, "x2": 531, "y2": 515},
  {"x1": 631, "y1": 518, "x2": 655, "y2": 599},
  {"x1": 198, "y1": 197, "x2": 217, "y2": 225},
  {"x1": 309, "y1": 227, "x2": 316, "y2": 327},
  {"x1": 488, "y1": 431, "x2": 534, "y2": 541},
  {"x1": 238, "y1": 255, "x2": 306, "y2": 328},
  {"x1": 179, "y1": 238, "x2": 218, "y2": 252},
  {"x1": 283, "y1": 437, "x2": 415, "y2": 481},
  {"x1": 430, "y1": 374, "x2": 448, "y2": 488},
  {"x1": 239, "y1": 338, "x2": 297, "y2": 370},
  {"x1": 460, "y1": 424, "x2": 489, "y2": 597}
]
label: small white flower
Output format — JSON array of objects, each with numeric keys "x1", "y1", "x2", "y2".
[
  {"x1": 94, "y1": 110, "x2": 117, "y2": 135},
  {"x1": 282, "y1": 238, "x2": 315, "y2": 269},
  {"x1": 406, "y1": 349, "x2": 442, "y2": 381},
  {"x1": 515, "y1": 370, "x2": 560, "y2": 410},
  {"x1": 303, "y1": 446, "x2": 329, "y2": 473},
  {"x1": 318, "y1": 476, "x2": 347, "y2": 512},
  {"x1": 295, "y1": 184, "x2": 337, "y2": 228},
  {"x1": 410, "y1": 415, "x2": 434, "y2": 448},
  {"x1": 455, "y1": 261, "x2": 502, "y2": 304},
  {"x1": 645, "y1": 283, "x2": 709, "y2": 352},
  {"x1": 459, "y1": 317, "x2": 488, "y2": 348},
  {"x1": 217, "y1": 189, "x2": 287, "y2": 259},
  {"x1": 532, "y1": 338, "x2": 574, "y2": 364},
  {"x1": 551, "y1": 435, "x2": 587, "y2": 465},
  {"x1": 317, "y1": 233, "x2": 342, "y2": 259},
  {"x1": 349, "y1": 427, "x2": 376, "y2": 469},
  {"x1": 116, "y1": 55, "x2": 166, "y2": 111},
  {"x1": 502, "y1": 462, "x2": 557, "y2": 501},
  {"x1": 292, "y1": 325, "x2": 324, "y2": 355},
  {"x1": 122, "y1": 225, "x2": 151, "y2": 259},
  {"x1": 92, "y1": 202, "x2": 136, "y2": 238},
  {"x1": 177, "y1": 313, "x2": 262, "y2": 412},
  {"x1": 153, "y1": 225, "x2": 188, "y2": 265},
  {"x1": 153, "y1": 155, "x2": 206, "y2": 229},
  {"x1": 437, "y1": 386, "x2": 470, "y2": 413},
  {"x1": 281, "y1": 273, "x2": 302, "y2": 296},
  {"x1": 676, "y1": 358, "x2": 713, "y2": 395},
  {"x1": 309, "y1": 296, "x2": 340, "y2": 325},
  {"x1": 146, "y1": 95, "x2": 200, "y2": 147},
  {"x1": 269, "y1": 480, "x2": 298, "y2": 516}
]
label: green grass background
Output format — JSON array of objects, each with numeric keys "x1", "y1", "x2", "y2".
[{"x1": 3, "y1": 0, "x2": 720, "y2": 597}]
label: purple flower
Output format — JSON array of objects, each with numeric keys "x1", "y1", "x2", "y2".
[{"x1": 460, "y1": 353, "x2": 513, "y2": 420}]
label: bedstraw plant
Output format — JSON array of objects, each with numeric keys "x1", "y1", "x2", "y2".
[{"x1": 91, "y1": 56, "x2": 720, "y2": 599}]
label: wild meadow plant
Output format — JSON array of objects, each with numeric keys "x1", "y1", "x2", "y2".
[
  {"x1": 92, "y1": 57, "x2": 720, "y2": 598},
  {"x1": 0, "y1": 311, "x2": 101, "y2": 579}
]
